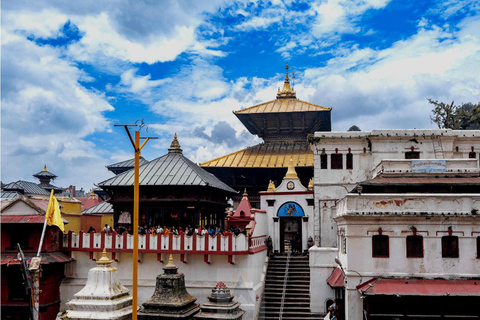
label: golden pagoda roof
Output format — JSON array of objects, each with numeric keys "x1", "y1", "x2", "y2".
[
  {"x1": 235, "y1": 98, "x2": 330, "y2": 114},
  {"x1": 199, "y1": 141, "x2": 313, "y2": 168}
]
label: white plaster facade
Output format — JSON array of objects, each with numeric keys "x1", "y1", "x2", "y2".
[
  {"x1": 309, "y1": 129, "x2": 480, "y2": 318},
  {"x1": 259, "y1": 165, "x2": 314, "y2": 254}
]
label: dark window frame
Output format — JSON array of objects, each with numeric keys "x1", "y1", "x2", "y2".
[
  {"x1": 469, "y1": 152, "x2": 476, "y2": 159},
  {"x1": 372, "y1": 235, "x2": 389, "y2": 258},
  {"x1": 441, "y1": 235, "x2": 459, "y2": 258},
  {"x1": 406, "y1": 235, "x2": 424, "y2": 258},
  {"x1": 405, "y1": 151, "x2": 420, "y2": 159},
  {"x1": 331, "y1": 154, "x2": 343, "y2": 170},
  {"x1": 476, "y1": 237, "x2": 480, "y2": 259},
  {"x1": 320, "y1": 153, "x2": 328, "y2": 169},
  {"x1": 346, "y1": 153, "x2": 353, "y2": 169}
]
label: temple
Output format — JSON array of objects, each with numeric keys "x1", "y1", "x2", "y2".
[{"x1": 200, "y1": 64, "x2": 331, "y2": 206}]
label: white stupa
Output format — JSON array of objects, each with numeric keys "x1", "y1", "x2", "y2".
[{"x1": 61, "y1": 249, "x2": 133, "y2": 320}]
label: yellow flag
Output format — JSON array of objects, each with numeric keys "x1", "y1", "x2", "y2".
[{"x1": 45, "y1": 189, "x2": 65, "y2": 232}]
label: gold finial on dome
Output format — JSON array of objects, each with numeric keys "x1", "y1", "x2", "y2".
[
  {"x1": 96, "y1": 248, "x2": 112, "y2": 265},
  {"x1": 284, "y1": 158, "x2": 299, "y2": 180},
  {"x1": 166, "y1": 254, "x2": 176, "y2": 268},
  {"x1": 267, "y1": 180, "x2": 276, "y2": 192},
  {"x1": 308, "y1": 178, "x2": 314, "y2": 190},
  {"x1": 168, "y1": 133, "x2": 183, "y2": 154},
  {"x1": 242, "y1": 189, "x2": 248, "y2": 200},
  {"x1": 89, "y1": 189, "x2": 96, "y2": 199},
  {"x1": 276, "y1": 63, "x2": 296, "y2": 99},
  {"x1": 43, "y1": 164, "x2": 47, "y2": 172}
]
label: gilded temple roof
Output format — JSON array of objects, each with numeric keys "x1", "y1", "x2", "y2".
[
  {"x1": 200, "y1": 141, "x2": 313, "y2": 168},
  {"x1": 235, "y1": 98, "x2": 330, "y2": 114}
]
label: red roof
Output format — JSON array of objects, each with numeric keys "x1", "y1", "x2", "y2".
[
  {"x1": 327, "y1": 267, "x2": 345, "y2": 288},
  {"x1": 1, "y1": 252, "x2": 72, "y2": 266},
  {"x1": 1, "y1": 215, "x2": 45, "y2": 224},
  {"x1": 357, "y1": 278, "x2": 480, "y2": 296},
  {"x1": 77, "y1": 197, "x2": 103, "y2": 210}
]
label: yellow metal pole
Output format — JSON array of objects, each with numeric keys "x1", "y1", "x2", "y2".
[{"x1": 133, "y1": 130, "x2": 140, "y2": 320}]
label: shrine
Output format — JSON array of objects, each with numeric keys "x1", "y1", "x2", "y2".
[{"x1": 194, "y1": 282, "x2": 245, "y2": 320}]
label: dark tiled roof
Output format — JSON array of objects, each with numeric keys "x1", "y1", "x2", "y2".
[
  {"x1": 33, "y1": 170, "x2": 57, "y2": 178},
  {"x1": 3, "y1": 180, "x2": 50, "y2": 196},
  {"x1": 82, "y1": 201, "x2": 113, "y2": 214},
  {"x1": 99, "y1": 153, "x2": 236, "y2": 193},
  {"x1": 106, "y1": 156, "x2": 149, "y2": 169}
]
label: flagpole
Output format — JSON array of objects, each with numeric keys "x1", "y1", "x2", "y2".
[{"x1": 36, "y1": 220, "x2": 48, "y2": 257}]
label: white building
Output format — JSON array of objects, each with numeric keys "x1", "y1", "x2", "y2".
[{"x1": 309, "y1": 129, "x2": 480, "y2": 319}]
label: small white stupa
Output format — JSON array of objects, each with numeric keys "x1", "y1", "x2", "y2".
[{"x1": 61, "y1": 249, "x2": 133, "y2": 320}]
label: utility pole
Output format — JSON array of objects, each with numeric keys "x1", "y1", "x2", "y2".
[{"x1": 115, "y1": 122, "x2": 156, "y2": 320}]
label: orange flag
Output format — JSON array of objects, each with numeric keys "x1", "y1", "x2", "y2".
[{"x1": 45, "y1": 189, "x2": 65, "y2": 232}]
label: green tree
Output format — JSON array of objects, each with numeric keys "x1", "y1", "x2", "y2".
[{"x1": 429, "y1": 99, "x2": 480, "y2": 129}]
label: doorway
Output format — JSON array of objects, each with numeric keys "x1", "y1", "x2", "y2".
[{"x1": 280, "y1": 217, "x2": 302, "y2": 253}]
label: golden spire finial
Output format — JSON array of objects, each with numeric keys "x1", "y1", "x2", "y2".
[
  {"x1": 284, "y1": 158, "x2": 299, "y2": 180},
  {"x1": 308, "y1": 178, "x2": 314, "y2": 190},
  {"x1": 43, "y1": 164, "x2": 47, "y2": 172},
  {"x1": 267, "y1": 180, "x2": 276, "y2": 192},
  {"x1": 89, "y1": 189, "x2": 96, "y2": 199},
  {"x1": 277, "y1": 64, "x2": 296, "y2": 99},
  {"x1": 168, "y1": 133, "x2": 183, "y2": 154},
  {"x1": 96, "y1": 248, "x2": 112, "y2": 265},
  {"x1": 165, "y1": 254, "x2": 176, "y2": 268},
  {"x1": 242, "y1": 188, "x2": 248, "y2": 200}
]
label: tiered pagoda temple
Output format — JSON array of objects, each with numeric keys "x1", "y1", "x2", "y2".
[
  {"x1": 200, "y1": 64, "x2": 331, "y2": 206},
  {"x1": 98, "y1": 134, "x2": 236, "y2": 230}
]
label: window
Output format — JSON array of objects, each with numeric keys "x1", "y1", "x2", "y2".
[
  {"x1": 405, "y1": 151, "x2": 420, "y2": 159},
  {"x1": 372, "y1": 235, "x2": 389, "y2": 257},
  {"x1": 5, "y1": 267, "x2": 28, "y2": 302},
  {"x1": 406, "y1": 235, "x2": 423, "y2": 258},
  {"x1": 477, "y1": 237, "x2": 480, "y2": 259},
  {"x1": 442, "y1": 236, "x2": 459, "y2": 258},
  {"x1": 469, "y1": 152, "x2": 476, "y2": 159},
  {"x1": 342, "y1": 236, "x2": 347, "y2": 254},
  {"x1": 331, "y1": 154, "x2": 343, "y2": 169},
  {"x1": 321, "y1": 153, "x2": 327, "y2": 169},
  {"x1": 346, "y1": 153, "x2": 353, "y2": 169}
]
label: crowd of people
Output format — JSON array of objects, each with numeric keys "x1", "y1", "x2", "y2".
[{"x1": 88, "y1": 224, "x2": 248, "y2": 237}]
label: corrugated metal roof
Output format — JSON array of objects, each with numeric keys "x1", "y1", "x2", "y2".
[
  {"x1": 1, "y1": 252, "x2": 72, "y2": 266},
  {"x1": 200, "y1": 141, "x2": 314, "y2": 168},
  {"x1": 327, "y1": 267, "x2": 345, "y2": 288},
  {"x1": 1, "y1": 215, "x2": 45, "y2": 224},
  {"x1": 362, "y1": 176, "x2": 480, "y2": 185},
  {"x1": 106, "y1": 156, "x2": 149, "y2": 169},
  {"x1": 358, "y1": 278, "x2": 480, "y2": 296},
  {"x1": 1, "y1": 191, "x2": 21, "y2": 200},
  {"x1": 82, "y1": 201, "x2": 113, "y2": 214},
  {"x1": 3, "y1": 180, "x2": 50, "y2": 195},
  {"x1": 99, "y1": 152, "x2": 236, "y2": 193},
  {"x1": 235, "y1": 98, "x2": 330, "y2": 114}
]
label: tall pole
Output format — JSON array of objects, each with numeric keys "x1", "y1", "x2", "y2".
[
  {"x1": 115, "y1": 123, "x2": 156, "y2": 320},
  {"x1": 132, "y1": 130, "x2": 140, "y2": 320}
]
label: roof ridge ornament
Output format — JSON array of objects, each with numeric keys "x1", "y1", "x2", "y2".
[
  {"x1": 284, "y1": 158, "x2": 299, "y2": 180},
  {"x1": 267, "y1": 180, "x2": 276, "y2": 192},
  {"x1": 43, "y1": 164, "x2": 47, "y2": 172},
  {"x1": 276, "y1": 63, "x2": 296, "y2": 99},
  {"x1": 168, "y1": 133, "x2": 183, "y2": 154},
  {"x1": 242, "y1": 188, "x2": 248, "y2": 200},
  {"x1": 96, "y1": 248, "x2": 113, "y2": 265}
]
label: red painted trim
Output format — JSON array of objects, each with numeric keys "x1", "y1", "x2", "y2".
[
  {"x1": 112, "y1": 252, "x2": 117, "y2": 261},
  {"x1": 217, "y1": 235, "x2": 221, "y2": 251},
  {"x1": 157, "y1": 253, "x2": 163, "y2": 263},
  {"x1": 249, "y1": 245, "x2": 268, "y2": 254},
  {"x1": 89, "y1": 251, "x2": 94, "y2": 260},
  {"x1": 101, "y1": 232, "x2": 105, "y2": 250},
  {"x1": 193, "y1": 233, "x2": 197, "y2": 252},
  {"x1": 181, "y1": 234, "x2": 185, "y2": 251},
  {"x1": 68, "y1": 231, "x2": 73, "y2": 250},
  {"x1": 228, "y1": 233, "x2": 233, "y2": 252},
  {"x1": 123, "y1": 233, "x2": 128, "y2": 250},
  {"x1": 79, "y1": 231, "x2": 84, "y2": 248},
  {"x1": 181, "y1": 253, "x2": 186, "y2": 263},
  {"x1": 204, "y1": 254, "x2": 210, "y2": 264},
  {"x1": 158, "y1": 233, "x2": 162, "y2": 251},
  {"x1": 169, "y1": 233, "x2": 173, "y2": 249},
  {"x1": 205, "y1": 234, "x2": 209, "y2": 251},
  {"x1": 228, "y1": 255, "x2": 234, "y2": 264},
  {"x1": 145, "y1": 233, "x2": 150, "y2": 250},
  {"x1": 111, "y1": 231, "x2": 116, "y2": 251},
  {"x1": 90, "y1": 232, "x2": 95, "y2": 249}
]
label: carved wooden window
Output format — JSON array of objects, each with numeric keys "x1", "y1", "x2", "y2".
[
  {"x1": 405, "y1": 151, "x2": 420, "y2": 159},
  {"x1": 406, "y1": 235, "x2": 423, "y2": 258},
  {"x1": 331, "y1": 154, "x2": 343, "y2": 169},
  {"x1": 321, "y1": 153, "x2": 327, "y2": 169},
  {"x1": 346, "y1": 152, "x2": 353, "y2": 169},
  {"x1": 372, "y1": 235, "x2": 389, "y2": 257},
  {"x1": 442, "y1": 236, "x2": 459, "y2": 258}
]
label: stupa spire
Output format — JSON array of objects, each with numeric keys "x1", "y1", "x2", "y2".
[
  {"x1": 276, "y1": 63, "x2": 296, "y2": 99},
  {"x1": 168, "y1": 133, "x2": 183, "y2": 154},
  {"x1": 284, "y1": 158, "x2": 299, "y2": 180}
]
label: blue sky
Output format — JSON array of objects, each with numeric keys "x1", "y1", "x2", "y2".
[{"x1": 2, "y1": 0, "x2": 480, "y2": 191}]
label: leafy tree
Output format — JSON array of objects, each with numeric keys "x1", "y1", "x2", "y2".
[{"x1": 428, "y1": 99, "x2": 480, "y2": 130}]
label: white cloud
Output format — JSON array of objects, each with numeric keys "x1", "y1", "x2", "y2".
[
  {"x1": 119, "y1": 68, "x2": 170, "y2": 94},
  {"x1": 298, "y1": 17, "x2": 480, "y2": 130},
  {"x1": 1, "y1": 34, "x2": 114, "y2": 190}
]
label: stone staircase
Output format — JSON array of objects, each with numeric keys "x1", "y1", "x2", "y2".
[{"x1": 258, "y1": 254, "x2": 322, "y2": 320}]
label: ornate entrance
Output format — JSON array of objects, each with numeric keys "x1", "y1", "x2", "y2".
[{"x1": 278, "y1": 202, "x2": 304, "y2": 253}]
